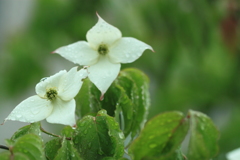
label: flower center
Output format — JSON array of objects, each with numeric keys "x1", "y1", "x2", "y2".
[
  {"x1": 46, "y1": 88, "x2": 58, "y2": 101},
  {"x1": 98, "y1": 44, "x2": 108, "y2": 55}
]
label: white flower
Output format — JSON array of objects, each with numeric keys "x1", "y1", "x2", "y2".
[
  {"x1": 53, "y1": 14, "x2": 153, "y2": 97},
  {"x1": 5, "y1": 67, "x2": 87, "y2": 126},
  {"x1": 227, "y1": 148, "x2": 240, "y2": 160}
]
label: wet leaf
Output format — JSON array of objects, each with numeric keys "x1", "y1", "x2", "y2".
[
  {"x1": 75, "y1": 78, "x2": 101, "y2": 118},
  {"x1": 61, "y1": 126, "x2": 75, "y2": 137},
  {"x1": 12, "y1": 134, "x2": 45, "y2": 160},
  {"x1": 11, "y1": 122, "x2": 41, "y2": 141},
  {"x1": 128, "y1": 111, "x2": 189, "y2": 160},
  {"x1": 75, "y1": 68, "x2": 150, "y2": 139},
  {"x1": 54, "y1": 138, "x2": 82, "y2": 160},
  {"x1": 45, "y1": 138, "x2": 62, "y2": 160},
  {"x1": 0, "y1": 151, "x2": 29, "y2": 160},
  {"x1": 0, "y1": 152, "x2": 11, "y2": 160},
  {"x1": 73, "y1": 110, "x2": 124, "y2": 160},
  {"x1": 188, "y1": 110, "x2": 219, "y2": 159},
  {"x1": 115, "y1": 68, "x2": 150, "y2": 139}
]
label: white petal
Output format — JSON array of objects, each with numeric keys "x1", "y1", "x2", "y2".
[
  {"x1": 88, "y1": 56, "x2": 120, "y2": 94},
  {"x1": 5, "y1": 95, "x2": 52, "y2": 123},
  {"x1": 86, "y1": 14, "x2": 122, "y2": 48},
  {"x1": 227, "y1": 148, "x2": 240, "y2": 160},
  {"x1": 109, "y1": 37, "x2": 153, "y2": 63},
  {"x1": 36, "y1": 70, "x2": 67, "y2": 98},
  {"x1": 46, "y1": 98, "x2": 76, "y2": 126},
  {"x1": 58, "y1": 67, "x2": 88, "y2": 101},
  {"x1": 54, "y1": 41, "x2": 99, "y2": 66}
]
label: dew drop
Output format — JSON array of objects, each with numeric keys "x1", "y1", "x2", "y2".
[
  {"x1": 31, "y1": 109, "x2": 40, "y2": 115},
  {"x1": 40, "y1": 77, "x2": 48, "y2": 82},
  {"x1": 16, "y1": 115, "x2": 22, "y2": 118},
  {"x1": 118, "y1": 132, "x2": 124, "y2": 139}
]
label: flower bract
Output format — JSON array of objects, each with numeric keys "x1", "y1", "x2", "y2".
[
  {"x1": 5, "y1": 67, "x2": 88, "y2": 126},
  {"x1": 54, "y1": 14, "x2": 153, "y2": 96}
]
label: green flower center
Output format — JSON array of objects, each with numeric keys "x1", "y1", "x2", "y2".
[
  {"x1": 46, "y1": 88, "x2": 58, "y2": 101},
  {"x1": 98, "y1": 44, "x2": 108, "y2": 55}
]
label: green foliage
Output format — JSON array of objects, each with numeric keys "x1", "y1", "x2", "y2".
[
  {"x1": 0, "y1": 68, "x2": 220, "y2": 160},
  {"x1": 73, "y1": 110, "x2": 124, "y2": 160},
  {"x1": 54, "y1": 138, "x2": 82, "y2": 160},
  {"x1": 1, "y1": 0, "x2": 232, "y2": 158},
  {"x1": 76, "y1": 68, "x2": 150, "y2": 139},
  {"x1": 45, "y1": 138, "x2": 62, "y2": 160},
  {"x1": 0, "y1": 134, "x2": 45, "y2": 160},
  {"x1": 128, "y1": 111, "x2": 189, "y2": 160},
  {"x1": 188, "y1": 110, "x2": 219, "y2": 159},
  {"x1": 10, "y1": 122, "x2": 41, "y2": 141}
]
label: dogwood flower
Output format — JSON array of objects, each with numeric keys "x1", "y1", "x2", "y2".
[
  {"x1": 53, "y1": 14, "x2": 153, "y2": 97},
  {"x1": 5, "y1": 67, "x2": 87, "y2": 126}
]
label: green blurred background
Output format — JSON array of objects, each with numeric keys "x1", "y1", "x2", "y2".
[{"x1": 0, "y1": 0, "x2": 239, "y2": 159}]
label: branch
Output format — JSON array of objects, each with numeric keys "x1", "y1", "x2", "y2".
[{"x1": 0, "y1": 145, "x2": 9, "y2": 150}]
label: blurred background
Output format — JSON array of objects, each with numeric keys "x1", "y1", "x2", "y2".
[{"x1": 0, "y1": 0, "x2": 239, "y2": 159}]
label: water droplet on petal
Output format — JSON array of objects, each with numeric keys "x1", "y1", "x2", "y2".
[
  {"x1": 31, "y1": 109, "x2": 40, "y2": 115},
  {"x1": 40, "y1": 77, "x2": 48, "y2": 82},
  {"x1": 16, "y1": 115, "x2": 22, "y2": 118}
]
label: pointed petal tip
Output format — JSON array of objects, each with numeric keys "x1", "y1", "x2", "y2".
[
  {"x1": 0, "y1": 120, "x2": 6, "y2": 125},
  {"x1": 96, "y1": 12, "x2": 104, "y2": 22},
  {"x1": 51, "y1": 50, "x2": 56, "y2": 54},
  {"x1": 151, "y1": 48, "x2": 155, "y2": 53},
  {"x1": 96, "y1": 11, "x2": 99, "y2": 17},
  {"x1": 100, "y1": 93, "x2": 105, "y2": 101},
  {"x1": 147, "y1": 45, "x2": 154, "y2": 53}
]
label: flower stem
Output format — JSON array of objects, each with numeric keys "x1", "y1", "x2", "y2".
[
  {"x1": 0, "y1": 145, "x2": 9, "y2": 150},
  {"x1": 40, "y1": 126, "x2": 61, "y2": 138}
]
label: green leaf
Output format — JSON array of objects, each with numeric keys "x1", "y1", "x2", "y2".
[
  {"x1": 75, "y1": 78, "x2": 101, "y2": 118},
  {"x1": 0, "y1": 152, "x2": 11, "y2": 160},
  {"x1": 159, "y1": 149, "x2": 187, "y2": 160},
  {"x1": 45, "y1": 126, "x2": 80, "y2": 160},
  {"x1": 128, "y1": 111, "x2": 189, "y2": 160},
  {"x1": 54, "y1": 138, "x2": 82, "y2": 160},
  {"x1": 103, "y1": 83, "x2": 133, "y2": 136},
  {"x1": 45, "y1": 138, "x2": 62, "y2": 160},
  {"x1": 12, "y1": 133, "x2": 45, "y2": 160},
  {"x1": 73, "y1": 110, "x2": 124, "y2": 160},
  {"x1": 2, "y1": 124, "x2": 43, "y2": 159},
  {"x1": 115, "y1": 68, "x2": 150, "y2": 138},
  {"x1": 0, "y1": 151, "x2": 29, "y2": 160},
  {"x1": 11, "y1": 122, "x2": 41, "y2": 141},
  {"x1": 61, "y1": 126, "x2": 75, "y2": 137},
  {"x1": 53, "y1": 126, "x2": 82, "y2": 160},
  {"x1": 188, "y1": 110, "x2": 219, "y2": 160},
  {"x1": 101, "y1": 157, "x2": 116, "y2": 160},
  {"x1": 75, "y1": 68, "x2": 150, "y2": 139}
]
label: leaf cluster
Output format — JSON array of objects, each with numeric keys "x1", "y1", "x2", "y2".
[{"x1": 0, "y1": 69, "x2": 219, "y2": 160}]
